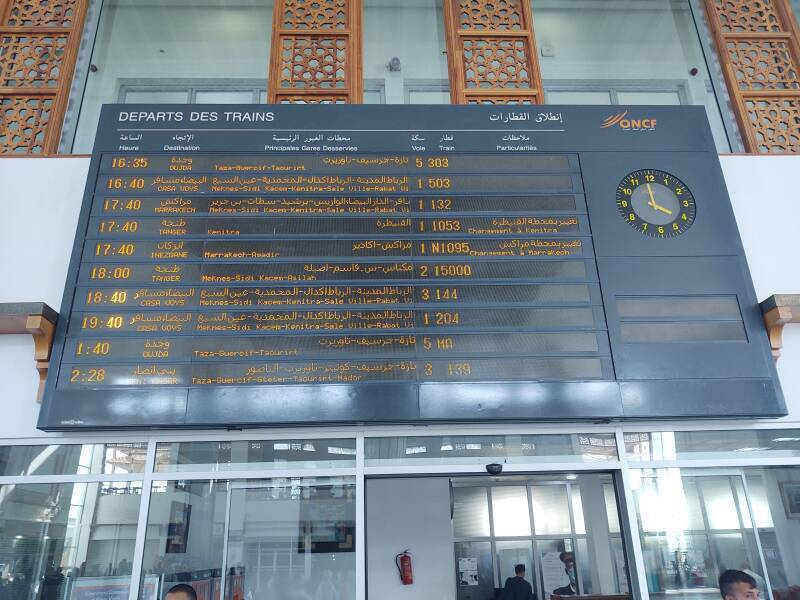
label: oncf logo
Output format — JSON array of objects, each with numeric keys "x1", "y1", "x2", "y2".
[{"x1": 601, "y1": 111, "x2": 657, "y2": 131}]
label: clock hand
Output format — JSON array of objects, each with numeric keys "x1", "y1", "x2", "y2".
[
  {"x1": 652, "y1": 203, "x2": 673, "y2": 216},
  {"x1": 645, "y1": 183, "x2": 673, "y2": 215},
  {"x1": 646, "y1": 183, "x2": 657, "y2": 209}
]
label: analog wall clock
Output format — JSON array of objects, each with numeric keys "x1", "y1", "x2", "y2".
[{"x1": 616, "y1": 169, "x2": 696, "y2": 238}]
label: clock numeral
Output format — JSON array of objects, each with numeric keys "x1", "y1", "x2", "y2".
[{"x1": 617, "y1": 169, "x2": 695, "y2": 238}]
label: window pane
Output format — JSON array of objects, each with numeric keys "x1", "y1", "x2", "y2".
[
  {"x1": 195, "y1": 91, "x2": 256, "y2": 104},
  {"x1": 701, "y1": 478, "x2": 742, "y2": 530},
  {"x1": 362, "y1": 0, "x2": 449, "y2": 104},
  {"x1": 604, "y1": 483, "x2": 621, "y2": 534},
  {"x1": 742, "y1": 467, "x2": 800, "y2": 596},
  {"x1": 363, "y1": 88, "x2": 385, "y2": 104},
  {"x1": 634, "y1": 471, "x2": 705, "y2": 532},
  {"x1": 0, "y1": 481, "x2": 144, "y2": 600},
  {"x1": 532, "y1": 485, "x2": 572, "y2": 535},
  {"x1": 226, "y1": 478, "x2": 355, "y2": 600},
  {"x1": 408, "y1": 89, "x2": 451, "y2": 104},
  {"x1": 616, "y1": 91, "x2": 682, "y2": 105},
  {"x1": 492, "y1": 486, "x2": 531, "y2": 536},
  {"x1": 632, "y1": 470, "x2": 767, "y2": 599},
  {"x1": 71, "y1": 0, "x2": 273, "y2": 152},
  {"x1": 626, "y1": 430, "x2": 800, "y2": 461},
  {"x1": 640, "y1": 533, "x2": 715, "y2": 593},
  {"x1": 571, "y1": 485, "x2": 586, "y2": 535},
  {"x1": 576, "y1": 537, "x2": 596, "y2": 594},
  {"x1": 364, "y1": 433, "x2": 617, "y2": 466},
  {"x1": 744, "y1": 474, "x2": 774, "y2": 529},
  {"x1": 142, "y1": 478, "x2": 354, "y2": 600},
  {"x1": 155, "y1": 439, "x2": 356, "y2": 472},
  {"x1": 531, "y1": 0, "x2": 735, "y2": 151},
  {"x1": 122, "y1": 90, "x2": 189, "y2": 103},
  {"x1": 546, "y1": 90, "x2": 612, "y2": 104},
  {"x1": 0, "y1": 443, "x2": 147, "y2": 475},
  {"x1": 496, "y1": 540, "x2": 534, "y2": 589},
  {"x1": 452, "y1": 486, "x2": 490, "y2": 537},
  {"x1": 539, "y1": 538, "x2": 576, "y2": 596},
  {"x1": 455, "y1": 541, "x2": 494, "y2": 598}
]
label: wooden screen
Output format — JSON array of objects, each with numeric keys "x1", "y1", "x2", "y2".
[
  {"x1": 268, "y1": 0, "x2": 363, "y2": 104},
  {"x1": 443, "y1": 0, "x2": 544, "y2": 104},
  {"x1": 0, "y1": 0, "x2": 87, "y2": 154},
  {"x1": 705, "y1": 0, "x2": 800, "y2": 153}
]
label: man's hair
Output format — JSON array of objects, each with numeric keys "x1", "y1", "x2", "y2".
[
  {"x1": 515, "y1": 564, "x2": 525, "y2": 575},
  {"x1": 719, "y1": 570, "x2": 757, "y2": 598},
  {"x1": 559, "y1": 552, "x2": 575, "y2": 564},
  {"x1": 165, "y1": 584, "x2": 198, "y2": 600}
]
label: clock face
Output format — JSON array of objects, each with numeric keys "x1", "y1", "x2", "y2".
[{"x1": 616, "y1": 169, "x2": 696, "y2": 238}]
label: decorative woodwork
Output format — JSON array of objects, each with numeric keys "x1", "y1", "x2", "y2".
[
  {"x1": 268, "y1": 0, "x2": 362, "y2": 104},
  {"x1": 0, "y1": 302, "x2": 58, "y2": 402},
  {"x1": 444, "y1": 0, "x2": 543, "y2": 105},
  {"x1": 761, "y1": 294, "x2": 800, "y2": 361},
  {"x1": 0, "y1": 0, "x2": 87, "y2": 154},
  {"x1": 704, "y1": 0, "x2": 800, "y2": 152}
]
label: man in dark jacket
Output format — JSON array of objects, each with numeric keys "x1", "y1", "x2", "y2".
[
  {"x1": 553, "y1": 552, "x2": 578, "y2": 596},
  {"x1": 503, "y1": 564, "x2": 535, "y2": 600}
]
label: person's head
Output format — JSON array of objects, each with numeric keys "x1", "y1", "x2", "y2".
[
  {"x1": 719, "y1": 570, "x2": 758, "y2": 600},
  {"x1": 515, "y1": 564, "x2": 526, "y2": 576},
  {"x1": 560, "y1": 552, "x2": 577, "y2": 586},
  {"x1": 165, "y1": 584, "x2": 197, "y2": 600}
]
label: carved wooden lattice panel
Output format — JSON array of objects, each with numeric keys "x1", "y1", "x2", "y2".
[
  {"x1": 705, "y1": 0, "x2": 800, "y2": 152},
  {"x1": 444, "y1": 0, "x2": 543, "y2": 104},
  {"x1": 269, "y1": 0, "x2": 361, "y2": 103},
  {"x1": 0, "y1": 0, "x2": 87, "y2": 154}
]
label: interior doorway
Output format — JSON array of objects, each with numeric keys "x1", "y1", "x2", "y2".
[{"x1": 366, "y1": 473, "x2": 630, "y2": 600}]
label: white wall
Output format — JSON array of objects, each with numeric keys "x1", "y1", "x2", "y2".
[
  {"x1": 366, "y1": 478, "x2": 456, "y2": 600},
  {"x1": 720, "y1": 156, "x2": 800, "y2": 419},
  {"x1": 0, "y1": 155, "x2": 799, "y2": 437},
  {"x1": 362, "y1": 0, "x2": 449, "y2": 104},
  {"x1": 0, "y1": 157, "x2": 88, "y2": 440}
]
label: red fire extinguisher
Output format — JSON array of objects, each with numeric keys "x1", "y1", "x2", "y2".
[{"x1": 395, "y1": 550, "x2": 413, "y2": 585}]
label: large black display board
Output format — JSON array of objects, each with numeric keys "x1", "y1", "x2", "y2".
[{"x1": 38, "y1": 104, "x2": 785, "y2": 429}]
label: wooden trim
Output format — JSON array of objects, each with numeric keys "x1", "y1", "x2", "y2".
[
  {"x1": 464, "y1": 88, "x2": 540, "y2": 96},
  {"x1": 0, "y1": 303, "x2": 58, "y2": 402},
  {"x1": 702, "y1": 0, "x2": 800, "y2": 154},
  {"x1": 443, "y1": 0, "x2": 464, "y2": 104},
  {"x1": 46, "y1": 0, "x2": 89, "y2": 154},
  {"x1": 0, "y1": 0, "x2": 91, "y2": 155},
  {"x1": 761, "y1": 294, "x2": 800, "y2": 361},
  {"x1": 268, "y1": 0, "x2": 362, "y2": 104},
  {"x1": 443, "y1": 0, "x2": 544, "y2": 105}
]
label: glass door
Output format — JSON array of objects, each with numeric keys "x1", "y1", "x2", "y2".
[
  {"x1": 632, "y1": 469, "x2": 771, "y2": 600},
  {"x1": 451, "y1": 473, "x2": 629, "y2": 600},
  {"x1": 221, "y1": 477, "x2": 356, "y2": 600}
]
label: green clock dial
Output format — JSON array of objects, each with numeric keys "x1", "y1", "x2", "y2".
[{"x1": 616, "y1": 169, "x2": 696, "y2": 238}]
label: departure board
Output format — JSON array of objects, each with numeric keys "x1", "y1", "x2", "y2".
[{"x1": 38, "y1": 105, "x2": 784, "y2": 429}]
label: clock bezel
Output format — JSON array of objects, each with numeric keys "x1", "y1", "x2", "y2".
[{"x1": 615, "y1": 168, "x2": 697, "y2": 238}]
